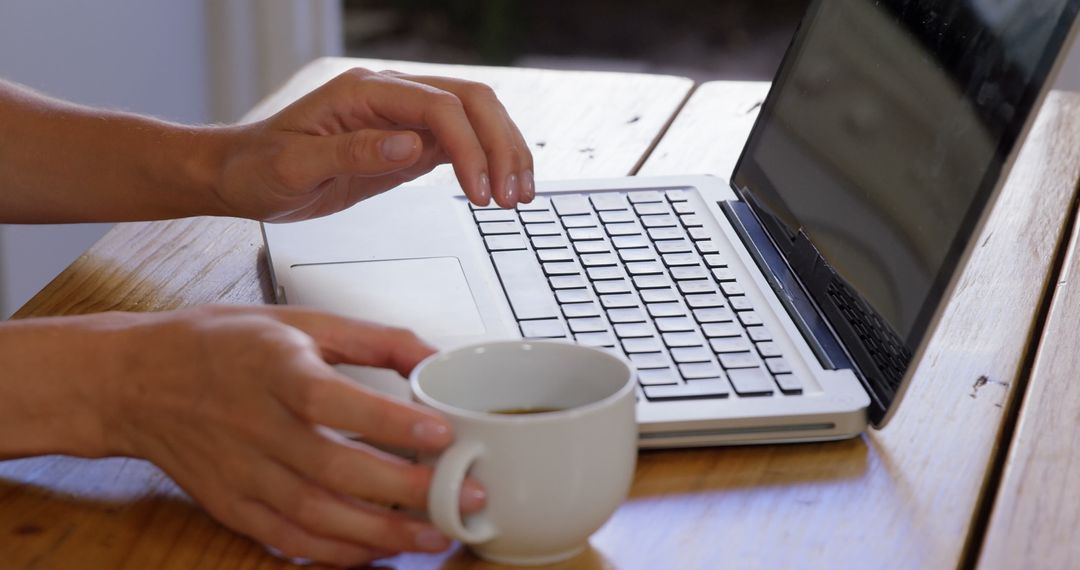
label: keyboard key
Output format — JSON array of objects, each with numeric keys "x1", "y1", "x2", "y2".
[
  {"x1": 678, "y1": 280, "x2": 717, "y2": 295},
  {"x1": 721, "y1": 282, "x2": 746, "y2": 296},
  {"x1": 710, "y1": 336, "x2": 752, "y2": 353},
  {"x1": 671, "y1": 346, "x2": 713, "y2": 364},
  {"x1": 600, "y1": 293, "x2": 639, "y2": 309},
  {"x1": 542, "y1": 261, "x2": 580, "y2": 276},
  {"x1": 612, "y1": 235, "x2": 650, "y2": 249},
  {"x1": 550, "y1": 275, "x2": 587, "y2": 289},
  {"x1": 680, "y1": 214, "x2": 705, "y2": 227},
  {"x1": 695, "y1": 307, "x2": 734, "y2": 322},
  {"x1": 552, "y1": 195, "x2": 591, "y2": 216},
  {"x1": 655, "y1": 316, "x2": 696, "y2": 332},
  {"x1": 719, "y1": 352, "x2": 761, "y2": 369},
  {"x1": 491, "y1": 250, "x2": 560, "y2": 321},
  {"x1": 521, "y1": 319, "x2": 566, "y2": 338},
  {"x1": 670, "y1": 266, "x2": 708, "y2": 281},
  {"x1": 662, "y1": 253, "x2": 700, "y2": 267},
  {"x1": 614, "y1": 322, "x2": 655, "y2": 339},
  {"x1": 590, "y1": 193, "x2": 628, "y2": 211},
  {"x1": 576, "y1": 331, "x2": 616, "y2": 347},
  {"x1": 730, "y1": 296, "x2": 754, "y2": 311},
  {"x1": 568, "y1": 317, "x2": 607, "y2": 333},
  {"x1": 728, "y1": 368, "x2": 774, "y2": 396},
  {"x1": 634, "y1": 275, "x2": 672, "y2": 289},
  {"x1": 532, "y1": 235, "x2": 570, "y2": 249},
  {"x1": 738, "y1": 311, "x2": 764, "y2": 326},
  {"x1": 638, "y1": 369, "x2": 679, "y2": 386},
  {"x1": 663, "y1": 331, "x2": 705, "y2": 348},
  {"x1": 594, "y1": 279, "x2": 632, "y2": 294},
  {"x1": 608, "y1": 307, "x2": 647, "y2": 323},
  {"x1": 665, "y1": 188, "x2": 692, "y2": 201},
  {"x1": 606, "y1": 222, "x2": 643, "y2": 236},
  {"x1": 480, "y1": 221, "x2": 522, "y2": 235},
  {"x1": 516, "y1": 195, "x2": 550, "y2": 211},
  {"x1": 587, "y1": 267, "x2": 623, "y2": 281},
  {"x1": 774, "y1": 373, "x2": 804, "y2": 394},
  {"x1": 747, "y1": 326, "x2": 773, "y2": 342},
  {"x1": 702, "y1": 322, "x2": 743, "y2": 337},
  {"x1": 641, "y1": 288, "x2": 680, "y2": 303},
  {"x1": 562, "y1": 214, "x2": 598, "y2": 229},
  {"x1": 634, "y1": 202, "x2": 670, "y2": 216},
  {"x1": 648, "y1": 227, "x2": 683, "y2": 241},
  {"x1": 562, "y1": 303, "x2": 601, "y2": 318},
  {"x1": 630, "y1": 352, "x2": 671, "y2": 369},
  {"x1": 679, "y1": 362, "x2": 723, "y2": 379},
  {"x1": 628, "y1": 190, "x2": 664, "y2": 203},
  {"x1": 640, "y1": 214, "x2": 678, "y2": 228},
  {"x1": 765, "y1": 357, "x2": 792, "y2": 374},
  {"x1": 757, "y1": 342, "x2": 782, "y2": 357},
  {"x1": 688, "y1": 227, "x2": 711, "y2": 240},
  {"x1": 475, "y1": 209, "x2": 518, "y2": 222},
  {"x1": 619, "y1": 248, "x2": 657, "y2": 262},
  {"x1": 696, "y1": 240, "x2": 720, "y2": 254},
  {"x1": 599, "y1": 210, "x2": 634, "y2": 223},
  {"x1": 686, "y1": 294, "x2": 726, "y2": 308},
  {"x1": 647, "y1": 303, "x2": 686, "y2": 318},
  {"x1": 519, "y1": 210, "x2": 555, "y2": 224},
  {"x1": 574, "y1": 240, "x2": 610, "y2": 254},
  {"x1": 673, "y1": 201, "x2": 695, "y2": 215},
  {"x1": 644, "y1": 380, "x2": 729, "y2": 401},
  {"x1": 712, "y1": 268, "x2": 737, "y2": 281},
  {"x1": 626, "y1": 261, "x2": 665, "y2": 275},
  {"x1": 536, "y1": 248, "x2": 573, "y2": 262},
  {"x1": 525, "y1": 223, "x2": 562, "y2": 237},
  {"x1": 569, "y1": 227, "x2": 605, "y2": 241},
  {"x1": 656, "y1": 239, "x2": 694, "y2": 254},
  {"x1": 623, "y1": 337, "x2": 664, "y2": 353},
  {"x1": 703, "y1": 254, "x2": 728, "y2": 268},
  {"x1": 580, "y1": 253, "x2": 618, "y2": 267},
  {"x1": 556, "y1": 289, "x2": 591, "y2": 303},
  {"x1": 485, "y1": 235, "x2": 528, "y2": 251}
]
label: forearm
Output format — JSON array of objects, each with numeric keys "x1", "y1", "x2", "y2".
[
  {"x1": 0, "y1": 313, "x2": 136, "y2": 459},
  {"x1": 0, "y1": 80, "x2": 233, "y2": 223}
]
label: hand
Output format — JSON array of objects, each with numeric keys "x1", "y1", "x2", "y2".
[
  {"x1": 214, "y1": 68, "x2": 535, "y2": 222},
  {"x1": 101, "y1": 305, "x2": 484, "y2": 566}
]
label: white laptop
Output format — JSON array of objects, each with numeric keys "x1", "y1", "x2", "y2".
[{"x1": 263, "y1": 0, "x2": 1080, "y2": 447}]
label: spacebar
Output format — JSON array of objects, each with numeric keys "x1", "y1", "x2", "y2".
[{"x1": 491, "y1": 250, "x2": 560, "y2": 320}]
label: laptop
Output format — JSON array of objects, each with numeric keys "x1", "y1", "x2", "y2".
[{"x1": 262, "y1": 0, "x2": 1080, "y2": 448}]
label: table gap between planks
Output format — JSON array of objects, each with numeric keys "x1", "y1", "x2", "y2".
[{"x1": 3, "y1": 57, "x2": 1079, "y2": 569}]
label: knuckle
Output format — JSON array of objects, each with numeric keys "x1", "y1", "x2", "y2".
[
  {"x1": 429, "y1": 91, "x2": 465, "y2": 113},
  {"x1": 341, "y1": 67, "x2": 375, "y2": 82},
  {"x1": 402, "y1": 464, "x2": 434, "y2": 508},
  {"x1": 462, "y1": 80, "x2": 497, "y2": 101},
  {"x1": 295, "y1": 375, "x2": 330, "y2": 423},
  {"x1": 343, "y1": 132, "x2": 376, "y2": 166}
]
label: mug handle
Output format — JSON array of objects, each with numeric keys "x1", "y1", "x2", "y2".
[{"x1": 429, "y1": 441, "x2": 498, "y2": 543}]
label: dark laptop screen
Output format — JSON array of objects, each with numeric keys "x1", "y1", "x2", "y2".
[{"x1": 732, "y1": 0, "x2": 1078, "y2": 421}]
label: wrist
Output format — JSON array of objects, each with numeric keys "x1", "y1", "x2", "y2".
[{"x1": 158, "y1": 123, "x2": 240, "y2": 218}]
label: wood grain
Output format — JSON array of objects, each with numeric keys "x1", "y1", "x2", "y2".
[{"x1": 977, "y1": 94, "x2": 1080, "y2": 570}]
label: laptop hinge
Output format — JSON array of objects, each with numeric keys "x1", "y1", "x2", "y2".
[{"x1": 720, "y1": 200, "x2": 851, "y2": 372}]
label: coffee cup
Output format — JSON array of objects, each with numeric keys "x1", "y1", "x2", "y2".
[{"x1": 409, "y1": 340, "x2": 637, "y2": 565}]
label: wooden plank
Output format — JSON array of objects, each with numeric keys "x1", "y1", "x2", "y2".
[
  {"x1": 620, "y1": 86, "x2": 1080, "y2": 569},
  {"x1": 977, "y1": 95, "x2": 1080, "y2": 570}
]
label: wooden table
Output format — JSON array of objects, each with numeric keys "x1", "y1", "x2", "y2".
[{"x1": 3, "y1": 57, "x2": 1079, "y2": 569}]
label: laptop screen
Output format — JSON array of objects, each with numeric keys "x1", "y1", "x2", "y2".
[{"x1": 732, "y1": 0, "x2": 1078, "y2": 422}]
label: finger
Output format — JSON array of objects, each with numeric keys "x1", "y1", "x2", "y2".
[
  {"x1": 386, "y1": 74, "x2": 534, "y2": 208},
  {"x1": 277, "y1": 129, "x2": 423, "y2": 191},
  {"x1": 252, "y1": 459, "x2": 452, "y2": 553},
  {"x1": 228, "y1": 498, "x2": 393, "y2": 567}
]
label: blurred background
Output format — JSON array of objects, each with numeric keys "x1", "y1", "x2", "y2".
[{"x1": 1, "y1": 0, "x2": 1078, "y2": 317}]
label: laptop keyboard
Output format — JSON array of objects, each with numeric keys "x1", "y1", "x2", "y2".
[{"x1": 470, "y1": 188, "x2": 803, "y2": 400}]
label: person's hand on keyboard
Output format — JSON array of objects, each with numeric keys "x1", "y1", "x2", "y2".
[
  {"x1": 0, "y1": 305, "x2": 486, "y2": 567},
  {"x1": 216, "y1": 67, "x2": 535, "y2": 218}
]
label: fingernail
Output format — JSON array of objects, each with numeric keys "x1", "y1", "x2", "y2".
[
  {"x1": 504, "y1": 172, "x2": 519, "y2": 205},
  {"x1": 380, "y1": 133, "x2": 418, "y2": 162},
  {"x1": 477, "y1": 172, "x2": 492, "y2": 206},
  {"x1": 459, "y1": 483, "x2": 487, "y2": 512},
  {"x1": 521, "y1": 170, "x2": 535, "y2": 202},
  {"x1": 413, "y1": 419, "x2": 451, "y2": 446},
  {"x1": 415, "y1": 528, "x2": 451, "y2": 551}
]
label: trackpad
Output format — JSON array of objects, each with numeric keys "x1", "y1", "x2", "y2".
[{"x1": 288, "y1": 257, "x2": 486, "y2": 340}]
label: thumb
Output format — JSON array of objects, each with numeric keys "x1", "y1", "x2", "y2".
[{"x1": 287, "y1": 129, "x2": 422, "y2": 189}]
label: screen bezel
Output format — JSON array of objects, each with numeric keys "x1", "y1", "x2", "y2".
[{"x1": 729, "y1": 0, "x2": 1080, "y2": 427}]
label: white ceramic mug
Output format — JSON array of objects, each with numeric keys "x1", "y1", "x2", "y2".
[{"x1": 410, "y1": 340, "x2": 637, "y2": 566}]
